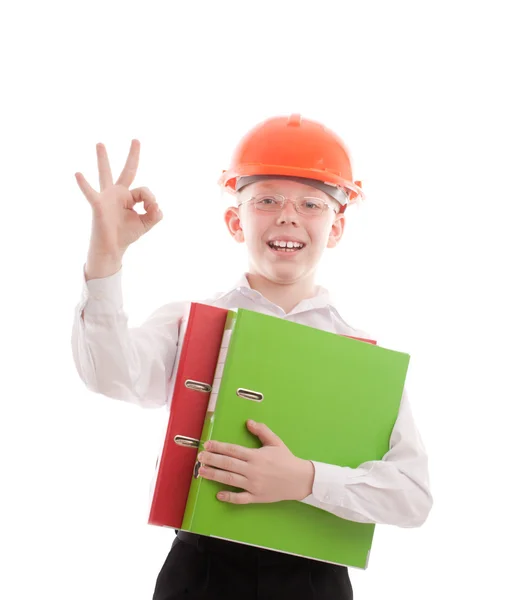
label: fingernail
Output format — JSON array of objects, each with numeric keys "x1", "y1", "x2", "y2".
[{"x1": 197, "y1": 452, "x2": 204, "y2": 460}]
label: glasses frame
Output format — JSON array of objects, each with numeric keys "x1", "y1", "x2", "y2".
[{"x1": 237, "y1": 193, "x2": 340, "y2": 217}]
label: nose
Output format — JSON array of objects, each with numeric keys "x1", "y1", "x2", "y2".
[{"x1": 275, "y1": 199, "x2": 298, "y2": 225}]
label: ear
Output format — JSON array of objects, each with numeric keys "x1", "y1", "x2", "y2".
[
  {"x1": 326, "y1": 211, "x2": 345, "y2": 248},
  {"x1": 224, "y1": 206, "x2": 245, "y2": 243}
]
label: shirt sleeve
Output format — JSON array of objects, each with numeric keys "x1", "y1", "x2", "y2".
[
  {"x1": 300, "y1": 389, "x2": 433, "y2": 528},
  {"x1": 71, "y1": 264, "x2": 187, "y2": 409}
]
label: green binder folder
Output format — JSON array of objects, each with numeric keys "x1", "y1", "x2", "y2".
[{"x1": 181, "y1": 309, "x2": 410, "y2": 569}]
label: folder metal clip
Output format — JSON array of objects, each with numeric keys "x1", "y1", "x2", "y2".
[
  {"x1": 185, "y1": 379, "x2": 212, "y2": 393},
  {"x1": 174, "y1": 435, "x2": 200, "y2": 448},
  {"x1": 236, "y1": 388, "x2": 264, "y2": 402}
]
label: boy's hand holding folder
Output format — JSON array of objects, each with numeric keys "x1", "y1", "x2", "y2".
[{"x1": 198, "y1": 419, "x2": 315, "y2": 504}]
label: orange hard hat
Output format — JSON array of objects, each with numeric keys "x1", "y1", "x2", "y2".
[{"x1": 218, "y1": 114, "x2": 363, "y2": 206}]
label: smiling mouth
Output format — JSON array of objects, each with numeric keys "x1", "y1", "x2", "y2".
[{"x1": 267, "y1": 241, "x2": 305, "y2": 252}]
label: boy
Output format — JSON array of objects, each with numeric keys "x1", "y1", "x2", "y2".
[{"x1": 72, "y1": 114, "x2": 433, "y2": 599}]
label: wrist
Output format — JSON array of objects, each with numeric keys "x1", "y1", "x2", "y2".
[
  {"x1": 85, "y1": 252, "x2": 123, "y2": 280},
  {"x1": 297, "y1": 458, "x2": 315, "y2": 501}
]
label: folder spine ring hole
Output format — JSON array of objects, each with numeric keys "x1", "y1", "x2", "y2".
[
  {"x1": 193, "y1": 460, "x2": 201, "y2": 479},
  {"x1": 173, "y1": 435, "x2": 200, "y2": 448},
  {"x1": 236, "y1": 388, "x2": 264, "y2": 402},
  {"x1": 184, "y1": 380, "x2": 212, "y2": 393}
]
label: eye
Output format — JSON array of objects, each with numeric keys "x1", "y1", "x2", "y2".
[
  {"x1": 301, "y1": 197, "x2": 324, "y2": 211},
  {"x1": 255, "y1": 195, "x2": 279, "y2": 206}
]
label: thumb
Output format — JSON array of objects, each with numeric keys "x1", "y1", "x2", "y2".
[
  {"x1": 247, "y1": 420, "x2": 283, "y2": 447},
  {"x1": 140, "y1": 203, "x2": 163, "y2": 232}
]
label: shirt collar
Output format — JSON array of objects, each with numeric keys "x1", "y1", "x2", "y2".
[{"x1": 225, "y1": 273, "x2": 336, "y2": 314}]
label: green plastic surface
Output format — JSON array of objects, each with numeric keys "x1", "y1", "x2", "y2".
[{"x1": 182, "y1": 309, "x2": 409, "y2": 569}]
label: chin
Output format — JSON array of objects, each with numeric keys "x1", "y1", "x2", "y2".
[{"x1": 264, "y1": 263, "x2": 309, "y2": 283}]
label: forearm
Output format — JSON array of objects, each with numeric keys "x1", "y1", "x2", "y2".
[
  {"x1": 72, "y1": 265, "x2": 182, "y2": 408},
  {"x1": 301, "y1": 458, "x2": 433, "y2": 527}
]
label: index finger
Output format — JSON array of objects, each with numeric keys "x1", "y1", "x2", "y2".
[{"x1": 116, "y1": 139, "x2": 140, "y2": 188}]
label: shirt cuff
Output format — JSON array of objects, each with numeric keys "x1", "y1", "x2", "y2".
[
  {"x1": 79, "y1": 263, "x2": 124, "y2": 316},
  {"x1": 300, "y1": 460, "x2": 357, "y2": 508}
]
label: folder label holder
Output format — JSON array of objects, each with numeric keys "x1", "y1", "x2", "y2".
[
  {"x1": 184, "y1": 380, "x2": 212, "y2": 393},
  {"x1": 174, "y1": 435, "x2": 200, "y2": 448},
  {"x1": 175, "y1": 381, "x2": 210, "y2": 447},
  {"x1": 236, "y1": 388, "x2": 264, "y2": 402}
]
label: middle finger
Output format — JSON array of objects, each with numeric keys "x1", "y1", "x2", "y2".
[
  {"x1": 96, "y1": 143, "x2": 114, "y2": 191},
  {"x1": 205, "y1": 440, "x2": 252, "y2": 461}
]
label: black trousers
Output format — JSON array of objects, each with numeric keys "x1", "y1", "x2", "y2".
[{"x1": 152, "y1": 531, "x2": 353, "y2": 600}]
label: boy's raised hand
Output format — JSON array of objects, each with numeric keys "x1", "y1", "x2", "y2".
[{"x1": 75, "y1": 140, "x2": 163, "y2": 268}]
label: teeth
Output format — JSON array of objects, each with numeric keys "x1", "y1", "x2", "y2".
[{"x1": 269, "y1": 240, "x2": 304, "y2": 250}]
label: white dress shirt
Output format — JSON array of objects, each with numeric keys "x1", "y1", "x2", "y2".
[{"x1": 71, "y1": 267, "x2": 433, "y2": 529}]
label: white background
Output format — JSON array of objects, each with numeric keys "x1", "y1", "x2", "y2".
[{"x1": 1, "y1": 1, "x2": 511, "y2": 598}]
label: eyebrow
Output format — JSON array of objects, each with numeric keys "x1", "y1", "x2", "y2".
[
  {"x1": 254, "y1": 182, "x2": 279, "y2": 191},
  {"x1": 254, "y1": 183, "x2": 325, "y2": 197}
]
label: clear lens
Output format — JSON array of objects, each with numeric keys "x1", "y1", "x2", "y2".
[
  {"x1": 254, "y1": 195, "x2": 281, "y2": 209},
  {"x1": 298, "y1": 197, "x2": 325, "y2": 213},
  {"x1": 252, "y1": 194, "x2": 328, "y2": 216}
]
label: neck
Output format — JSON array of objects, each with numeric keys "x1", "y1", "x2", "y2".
[{"x1": 245, "y1": 270, "x2": 317, "y2": 314}]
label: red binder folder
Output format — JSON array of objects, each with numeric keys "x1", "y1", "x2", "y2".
[{"x1": 148, "y1": 303, "x2": 229, "y2": 528}]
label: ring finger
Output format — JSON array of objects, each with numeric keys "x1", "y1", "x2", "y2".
[{"x1": 199, "y1": 464, "x2": 247, "y2": 489}]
